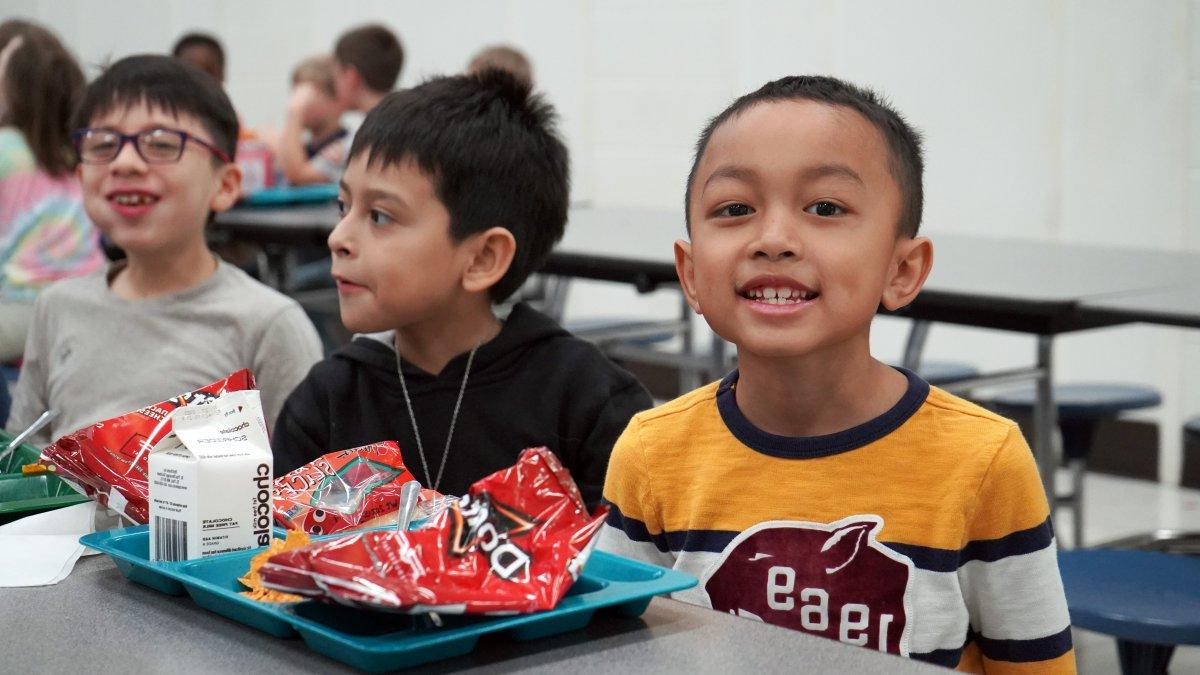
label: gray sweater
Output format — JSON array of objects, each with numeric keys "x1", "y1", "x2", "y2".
[{"x1": 7, "y1": 260, "x2": 323, "y2": 447}]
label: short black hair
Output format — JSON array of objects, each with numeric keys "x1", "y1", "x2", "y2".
[
  {"x1": 72, "y1": 54, "x2": 239, "y2": 163},
  {"x1": 335, "y1": 24, "x2": 403, "y2": 94},
  {"x1": 685, "y1": 75, "x2": 924, "y2": 237},
  {"x1": 349, "y1": 69, "x2": 569, "y2": 302},
  {"x1": 171, "y1": 32, "x2": 225, "y2": 79}
]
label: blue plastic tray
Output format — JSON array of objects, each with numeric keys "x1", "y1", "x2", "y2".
[
  {"x1": 241, "y1": 183, "x2": 338, "y2": 206},
  {"x1": 80, "y1": 524, "x2": 291, "y2": 596},
  {"x1": 82, "y1": 525, "x2": 696, "y2": 672}
]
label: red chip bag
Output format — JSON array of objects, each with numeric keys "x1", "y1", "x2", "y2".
[
  {"x1": 274, "y1": 442, "x2": 440, "y2": 535},
  {"x1": 40, "y1": 369, "x2": 255, "y2": 524},
  {"x1": 259, "y1": 447, "x2": 608, "y2": 615}
]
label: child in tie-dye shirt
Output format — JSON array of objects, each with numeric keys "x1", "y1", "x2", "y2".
[{"x1": 0, "y1": 21, "x2": 103, "y2": 360}]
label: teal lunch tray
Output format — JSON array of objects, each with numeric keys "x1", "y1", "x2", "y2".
[
  {"x1": 81, "y1": 525, "x2": 696, "y2": 672},
  {"x1": 240, "y1": 183, "x2": 338, "y2": 206}
]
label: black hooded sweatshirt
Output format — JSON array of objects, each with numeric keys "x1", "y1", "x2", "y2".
[{"x1": 272, "y1": 303, "x2": 654, "y2": 507}]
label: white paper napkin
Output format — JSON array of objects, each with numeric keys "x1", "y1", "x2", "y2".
[{"x1": 0, "y1": 501, "x2": 97, "y2": 586}]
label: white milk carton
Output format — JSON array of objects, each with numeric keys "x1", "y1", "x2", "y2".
[{"x1": 148, "y1": 389, "x2": 273, "y2": 561}]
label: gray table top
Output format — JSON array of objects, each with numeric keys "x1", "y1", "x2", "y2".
[
  {"x1": 0, "y1": 556, "x2": 938, "y2": 674},
  {"x1": 1080, "y1": 285, "x2": 1200, "y2": 329}
]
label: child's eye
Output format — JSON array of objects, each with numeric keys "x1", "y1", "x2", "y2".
[
  {"x1": 715, "y1": 203, "x2": 754, "y2": 218},
  {"x1": 335, "y1": 199, "x2": 348, "y2": 217},
  {"x1": 805, "y1": 201, "x2": 844, "y2": 217},
  {"x1": 369, "y1": 209, "x2": 392, "y2": 225}
]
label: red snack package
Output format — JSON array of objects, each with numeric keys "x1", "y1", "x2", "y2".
[
  {"x1": 40, "y1": 369, "x2": 255, "y2": 524},
  {"x1": 274, "y1": 442, "x2": 440, "y2": 535},
  {"x1": 260, "y1": 447, "x2": 608, "y2": 615}
]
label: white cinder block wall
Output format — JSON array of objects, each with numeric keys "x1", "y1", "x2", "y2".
[{"x1": 7, "y1": 0, "x2": 1199, "y2": 482}]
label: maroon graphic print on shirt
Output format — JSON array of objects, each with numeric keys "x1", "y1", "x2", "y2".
[{"x1": 702, "y1": 516, "x2": 914, "y2": 655}]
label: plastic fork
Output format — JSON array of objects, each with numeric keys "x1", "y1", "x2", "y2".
[{"x1": 0, "y1": 410, "x2": 57, "y2": 472}]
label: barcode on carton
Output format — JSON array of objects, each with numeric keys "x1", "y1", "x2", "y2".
[{"x1": 154, "y1": 515, "x2": 188, "y2": 561}]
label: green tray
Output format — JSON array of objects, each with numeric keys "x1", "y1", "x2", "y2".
[{"x1": 0, "y1": 434, "x2": 88, "y2": 524}]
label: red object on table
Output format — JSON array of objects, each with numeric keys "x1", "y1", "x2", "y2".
[
  {"x1": 273, "y1": 441, "x2": 440, "y2": 535},
  {"x1": 260, "y1": 447, "x2": 608, "y2": 614},
  {"x1": 40, "y1": 369, "x2": 256, "y2": 524}
]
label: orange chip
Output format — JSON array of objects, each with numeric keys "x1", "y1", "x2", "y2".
[
  {"x1": 21, "y1": 463, "x2": 49, "y2": 475},
  {"x1": 238, "y1": 530, "x2": 310, "y2": 602}
]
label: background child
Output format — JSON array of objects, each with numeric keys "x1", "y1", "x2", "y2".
[
  {"x1": 276, "y1": 54, "x2": 348, "y2": 185},
  {"x1": 171, "y1": 31, "x2": 225, "y2": 85},
  {"x1": 600, "y1": 76, "x2": 1075, "y2": 673},
  {"x1": 467, "y1": 44, "x2": 533, "y2": 89},
  {"x1": 332, "y1": 24, "x2": 402, "y2": 114},
  {"x1": 284, "y1": 24, "x2": 403, "y2": 296},
  {"x1": 7, "y1": 54, "x2": 322, "y2": 446},
  {"x1": 0, "y1": 20, "x2": 104, "y2": 362},
  {"x1": 272, "y1": 70, "x2": 653, "y2": 507}
]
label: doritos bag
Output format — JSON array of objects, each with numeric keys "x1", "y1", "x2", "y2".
[
  {"x1": 40, "y1": 370, "x2": 255, "y2": 524},
  {"x1": 273, "y1": 442, "x2": 444, "y2": 535},
  {"x1": 259, "y1": 447, "x2": 608, "y2": 615}
]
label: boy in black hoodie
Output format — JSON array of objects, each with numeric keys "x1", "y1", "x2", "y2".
[{"x1": 272, "y1": 71, "x2": 653, "y2": 507}]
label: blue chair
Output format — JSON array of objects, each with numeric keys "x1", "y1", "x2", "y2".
[
  {"x1": 565, "y1": 316, "x2": 677, "y2": 347},
  {"x1": 990, "y1": 384, "x2": 1161, "y2": 547},
  {"x1": 514, "y1": 276, "x2": 679, "y2": 347},
  {"x1": 1060, "y1": 548, "x2": 1200, "y2": 674},
  {"x1": 525, "y1": 275, "x2": 706, "y2": 391}
]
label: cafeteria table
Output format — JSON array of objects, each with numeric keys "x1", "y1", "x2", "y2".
[
  {"x1": 211, "y1": 205, "x2": 1200, "y2": 504},
  {"x1": 0, "y1": 554, "x2": 940, "y2": 674},
  {"x1": 1079, "y1": 286, "x2": 1200, "y2": 331}
]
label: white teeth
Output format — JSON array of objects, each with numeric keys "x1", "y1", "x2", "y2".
[
  {"x1": 743, "y1": 286, "x2": 817, "y2": 304},
  {"x1": 113, "y1": 193, "x2": 156, "y2": 206}
]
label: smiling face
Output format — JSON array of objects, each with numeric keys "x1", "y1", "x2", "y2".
[
  {"x1": 679, "y1": 99, "x2": 923, "y2": 361},
  {"x1": 329, "y1": 154, "x2": 477, "y2": 333},
  {"x1": 76, "y1": 101, "x2": 240, "y2": 260}
]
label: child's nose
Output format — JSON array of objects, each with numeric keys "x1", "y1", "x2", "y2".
[
  {"x1": 327, "y1": 214, "x2": 355, "y2": 257},
  {"x1": 753, "y1": 213, "x2": 800, "y2": 261},
  {"x1": 109, "y1": 139, "x2": 148, "y2": 174}
]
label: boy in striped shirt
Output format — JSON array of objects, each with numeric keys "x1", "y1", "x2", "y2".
[{"x1": 599, "y1": 76, "x2": 1074, "y2": 673}]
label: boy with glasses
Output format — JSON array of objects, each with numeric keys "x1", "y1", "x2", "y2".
[{"x1": 7, "y1": 55, "x2": 322, "y2": 447}]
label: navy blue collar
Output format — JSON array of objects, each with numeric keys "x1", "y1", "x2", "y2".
[{"x1": 716, "y1": 367, "x2": 930, "y2": 459}]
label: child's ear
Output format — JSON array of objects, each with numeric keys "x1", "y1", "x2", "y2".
[
  {"x1": 209, "y1": 162, "x2": 243, "y2": 213},
  {"x1": 880, "y1": 236, "x2": 933, "y2": 311},
  {"x1": 674, "y1": 239, "x2": 703, "y2": 315},
  {"x1": 462, "y1": 227, "x2": 516, "y2": 294}
]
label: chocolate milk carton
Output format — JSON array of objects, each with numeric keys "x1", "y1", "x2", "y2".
[{"x1": 148, "y1": 389, "x2": 273, "y2": 561}]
